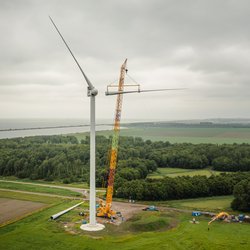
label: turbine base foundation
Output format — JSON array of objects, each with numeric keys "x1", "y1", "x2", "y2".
[{"x1": 80, "y1": 223, "x2": 105, "y2": 231}]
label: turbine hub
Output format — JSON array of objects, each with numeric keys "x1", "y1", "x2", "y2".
[{"x1": 87, "y1": 87, "x2": 98, "y2": 97}]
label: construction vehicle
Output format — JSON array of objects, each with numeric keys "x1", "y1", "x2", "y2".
[
  {"x1": 208, "y1": 212, "x2": 230, "y2": 225},
  {"x1": 142, "y1": 205, "x2": 159, "y2": 211},
  {"x1": 96, "y1": 60, "x2": 183, "y2": 219},
  {"x1": 97, "y1": 59, "x2": 138, "y2": 218}
]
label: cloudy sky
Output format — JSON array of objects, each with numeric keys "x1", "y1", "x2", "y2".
[{"x1": 0, "y1": 0, "x2": 250, "y2": 122}]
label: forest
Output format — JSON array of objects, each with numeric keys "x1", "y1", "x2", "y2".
[{"x1": 0, "y1": 134, "x2": 250, "y2": 210}]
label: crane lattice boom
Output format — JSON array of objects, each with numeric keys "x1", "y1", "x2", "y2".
[{"x1": 97, "y1": 59, "x2": 127, "y2": 218}]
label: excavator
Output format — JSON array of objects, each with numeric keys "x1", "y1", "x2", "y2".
[{"x1": 208, "y1": 212, "x2": 230, "y2": 225}]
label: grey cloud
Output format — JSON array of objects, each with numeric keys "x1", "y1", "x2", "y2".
[{"x1": 0, "y1": 0, "x2": 249, "y2": 119}]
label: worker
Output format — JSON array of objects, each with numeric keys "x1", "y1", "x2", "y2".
[{"x1": 192, "y1": 217, "x2": 196, "y2": 224}]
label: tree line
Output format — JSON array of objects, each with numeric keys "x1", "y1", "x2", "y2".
[
  {"x1": 1, "y1": 134, "x2": 250, "y2": 210},
  {"x1": 1, "y1": 135, "x2": 250, "y2": 184},
  {"x1": 231, "y1": 178, "x2": 250, "y2": 212},
  {"x1": 114, "y1": 172, "x2": 250, "y2": 201}
]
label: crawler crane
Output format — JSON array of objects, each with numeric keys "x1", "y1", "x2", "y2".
[
  {"x1": 97, "y1": 60, "x2": 185, "y2": 219},
  {"x1": 97, "y1": 59, "x2": 129, "y2": 218}
]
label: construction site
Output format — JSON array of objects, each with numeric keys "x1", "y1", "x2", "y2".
[{"x1": 1, "y1": 1, "x2": 250, "y2": 250}]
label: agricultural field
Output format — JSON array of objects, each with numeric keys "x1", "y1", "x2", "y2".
[
  {"x1": 117, "y1": 127, "x2": 250, "y2": 144},
  {"x1": 147, "y1": 167, "x2": 223, "y2": 179},
  {"x1": 0, "y1": 190, "x2": 250, "y2": 250},
  {"x1": 73, "y1": 126, "x2": 250, "y2": 144},
  {"x1": 0, "y1": 198, "x2": 46, "y2": 225}
]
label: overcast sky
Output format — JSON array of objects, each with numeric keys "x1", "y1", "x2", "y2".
[{"x1": 0, "y1": 0, "x2": 250, "y2": 121}]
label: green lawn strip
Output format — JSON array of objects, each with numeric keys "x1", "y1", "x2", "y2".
[
  {"x1": 147, "y1": 167, "x2": 224, "y2": 179},
  {"x1": 0, "y1": 176, "x2": 89, "y2": 189},
  {"x1": 0, "y1": 181, "x2": 81, "y2": 197},
  {"x1": 0, "y1": 190, "x2": 64, "y2": 204}
]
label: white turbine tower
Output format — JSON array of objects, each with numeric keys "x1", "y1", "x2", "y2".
[{"x1": 49, "y1": 17, "x2": 104, "y2": 231}]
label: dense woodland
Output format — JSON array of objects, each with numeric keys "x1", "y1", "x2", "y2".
[
  {"x1": 115, "y1": 173, "x2": 250, "y2": 201},
  {"x1": 0, "y1": 134, "x2": 250, "y2": 210},
  {"x1": 231, "y1": 178, "x2": 250, "y2": 212}
]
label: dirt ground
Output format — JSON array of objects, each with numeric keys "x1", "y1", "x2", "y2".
[
  {"x1": 112, "y1": 201, "x2": 146, "y2": 219},
  {"x1": 95, "y1": 201, "x2": 146, "y2": 225},
  {"x1": 60, "y1": 201, "x2": 147, "y2": 234},
  {"x1": 0, "y1": 198, "x2": 46, "y2": 225}
]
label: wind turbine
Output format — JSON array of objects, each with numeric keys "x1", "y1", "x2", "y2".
[{"x1": 49, "y1": 17, "x2": 104, "y2": 231}]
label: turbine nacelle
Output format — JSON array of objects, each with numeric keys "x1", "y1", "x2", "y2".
[{"x1": 88, "y1": 87, "x2": 98, "y2": 97}]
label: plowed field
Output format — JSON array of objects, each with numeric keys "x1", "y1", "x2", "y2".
[{"x1": 0, "y1": 198, "x2": 45, "y2": 225}]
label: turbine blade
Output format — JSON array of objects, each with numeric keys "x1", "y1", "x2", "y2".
[
  {"x1": 49, "y1": 16, "x2": 94, "y2": 90},
  {"x1": 105, "y1": 88, "x2": 187, "y2": 96},
  {"x1": 140, "y1": 88, "x2": 187, "y2": 93}
]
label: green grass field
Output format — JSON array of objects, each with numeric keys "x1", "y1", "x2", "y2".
[
  {"x1": 159, "y1": 196, "x2": 234, "y2": 212},
  {"x1": 73, "y1": 126, "x2": 250, "y2": 144},
  {"x1": 147, "y1": 167, "x2": 223, "y2": 179},
  {"x1": 0, "y1": 181, "x2": 81, "y2": 197},
  {"x1": 0, "y1": 190, "x2": 249, "y2": 250},
  {"x1": 0, "y1": 176, "x2": 89, "y2": 189},
  {"x1": 0, "y1": 190, "x2": 64, "y2": 205}
]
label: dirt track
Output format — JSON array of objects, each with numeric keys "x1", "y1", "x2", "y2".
[
  {"x1": 0, "y1": 198, "x2": 46, "y2": 225},
  {"x1": 112, "y1": 201, "x2": 145, "y2": 219},
  {"x1": 94, "y1": 201, "x2": 146, "y2": 225}
]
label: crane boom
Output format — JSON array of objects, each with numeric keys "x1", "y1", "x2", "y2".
[
  {"x1": 97, "y1": 59, "x2": 127, "y2": 218},
  {"x1": 97, "y1": 59, "x2": 185, "y2": 219},
  {"x1": 106, "y1": 59, "x2": 127, "y2": 206}
]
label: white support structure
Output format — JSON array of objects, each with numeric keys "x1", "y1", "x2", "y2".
[
  {"x1": 49, "y1": 16, "x2": 104, "y2": 231},
  {"x1": 80, "y1": 89, "x2": 104, "y2": 231},
  {"x1": 89, "y1": 95, "x2": 96, "y2": 226}
]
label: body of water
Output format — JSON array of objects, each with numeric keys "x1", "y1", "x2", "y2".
[{"x1": 0, "y1": 119, "x2": 113, "y2": 139}]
